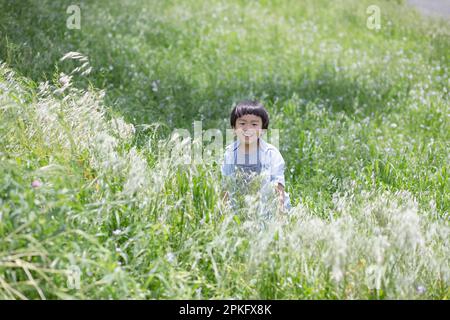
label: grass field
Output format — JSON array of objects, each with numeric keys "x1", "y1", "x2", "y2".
[{"x1": 0, "y1": 0, "x2": 449, "y2": 299}]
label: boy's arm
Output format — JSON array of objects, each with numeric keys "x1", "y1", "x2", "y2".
[
  {"x1": 275, "y1": 183, "x2": 285, "y2": 215},
  {"x1": 269, "y1": 149, "x2": 287, "y2": 216}
]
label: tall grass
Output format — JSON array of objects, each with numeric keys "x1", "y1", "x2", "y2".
[{"x1": 0, "y1": 0, "x2": 449, "y2": 299}]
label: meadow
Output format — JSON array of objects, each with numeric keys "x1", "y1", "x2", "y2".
[{"x1": 0, "y1": 0, "x2": 448, "y2": 299}]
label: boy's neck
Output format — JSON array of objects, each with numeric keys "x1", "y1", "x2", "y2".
[{"x1": 238, "y1": 139, "x2": 259, "y2": 154}]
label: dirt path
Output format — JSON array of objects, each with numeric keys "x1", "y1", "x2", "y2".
[{"x1": 407, "y1": 0, "x2": 450, "y2": 19}]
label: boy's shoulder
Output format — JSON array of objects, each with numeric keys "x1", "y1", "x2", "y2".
[
  {"x1": 260, "y1": 140, "x2": 285, "y2": 164},
  {"x1": 260, "y1": 139, "x2": 277, "y2": 151},
  {"x1": 259, "y1": 139, "x2": 281, "y2": 155}
]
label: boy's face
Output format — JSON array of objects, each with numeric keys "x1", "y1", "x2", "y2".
[{"x1": 233, "y1": 114, "x2": 263, "y2": 145}]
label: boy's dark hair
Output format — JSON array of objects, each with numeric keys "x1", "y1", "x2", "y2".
[{"x1": 230, "y1": 100, "x2": 269, "y2": 129}]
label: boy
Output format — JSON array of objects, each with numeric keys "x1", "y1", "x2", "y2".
[{"x1": 221, "y1": 100, "x2": 291, "y2": 218}]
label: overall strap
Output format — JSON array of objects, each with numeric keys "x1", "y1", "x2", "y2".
[
  {"x1": 257, "y1": 138, "x2": 260, "y2": 163},
  {"x1": 233, "y1": 138, "x2": 261, "y2": 165}
]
